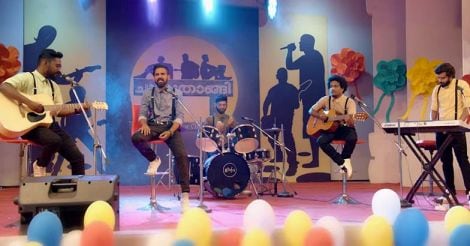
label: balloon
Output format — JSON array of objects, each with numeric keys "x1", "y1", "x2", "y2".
[
  {"x1": 61, "y1": 230, "x2": 82, "y2": 246},
  {"x1": 81, "y1": 221, "x2": 114, "y2": 246},
  {"x1": 304, "y1": 227, "x2": 334, "y2": 246},
  {"x1": 316, "y1": 216, "x2": 345, "y2": 246},
  {"x1": 371, "y1": 188, "x2": 401, "y2": 224},
  {"x1": 172, "y1": 239, "x2": 195, "y2": 246},
  {"x1": 449, "y1": 224, "x2": 470, "y2": 246},
  {"x1": 243, "y1": 199, "x2": 276, "y2": 234},
  {"x1": 216, "y1": 228, "x2": 244, "y2": 246},
  {"x1": 83, "y1": 200, "x2": 116, "y2": 230},
  {"x1": 283, "y1": 210, "x2": 313, "y2": 245},
  {"x1": 27, "y1": 211, "x2": 63, "y2": 246},
  {"x1": 444, "y1": 206, "x2": 470, "y2": 233},
  {"x1": 176, "y1": 207, "x2": 212, "y2": 246},
  {"x1": 242, "y1": 229, "x2": 271, "y2": 246},
  {"x1": 393, "y1": 208, "x2": 429, "y2": 246},
  {"x1": 25, "y1": 242, "x2": 43, "y2": 246},
  {"x1": 360, "y1": 215, "x2": 393, "y2": 246}
]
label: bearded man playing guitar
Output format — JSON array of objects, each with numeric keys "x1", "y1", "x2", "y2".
[
  {"x1": 307, "y1": 75, "x2": 358, "y2": 178},
  {"x1": 0, "y1": 49, "x2": 89, "y2": 177}
]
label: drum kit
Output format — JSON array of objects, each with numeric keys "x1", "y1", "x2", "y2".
[{"x1": 192, "y1": 124, "x2": 279, "y2": 199}]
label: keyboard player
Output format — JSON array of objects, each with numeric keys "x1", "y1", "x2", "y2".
[{"x1": 431, "y1": 62, "x2": 470, "y2": 205}]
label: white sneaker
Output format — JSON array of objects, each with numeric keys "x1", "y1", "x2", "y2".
[
  {"x1": 181, "y1": 192, "x2": 190, "y2": 213},
  {"x1": 145, "y1": 157, "x2": 161, "y2": 175},
  {"x1": 33, "y1": 160, "x2": 46, "y2": 177},
  {"x1": 340, "y1": 159, "x2": 353, "y2": 178}
]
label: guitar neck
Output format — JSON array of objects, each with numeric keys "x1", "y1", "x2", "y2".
[
  {"x1": 44, "y1": 103, "x2": 83, "y2": 113},
  {"x1": 329, "y1": 114, "x2": 352, "y2": 121}
]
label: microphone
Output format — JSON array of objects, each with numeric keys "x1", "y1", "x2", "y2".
[
  {"x1": 457, "y1": 86, "x2": 464, "y2": 92},
  {"x1": 164, "y1": 88, "x2": 178, "y2": 97},
  {"x1": 350, "y1": 94, "x2": 367, "y2": 107},
  {"x1": 60, "y1": 75, "x2": 78, "y2": 87},
  {"x1": 241, "y1": 116, "x2": 255, "y2": 122},
  {"x1": 280, "y1": 46, "x2": 289, "y2": 50},
  {"x1": 280, "y1": 43, "x2": 295, "y2": 50}
]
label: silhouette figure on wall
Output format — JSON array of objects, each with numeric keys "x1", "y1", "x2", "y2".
[
  {"x1": 284, "y1": 34, "x2": 325, "y2": 168},
  {"x1": 200, "y1": 54, "x2": 232, "y2": 80},
  {"x1": 134, "y1": 56, "x2": 174, "y2": 78},
  {"x1": 23, "y1": 25, "x2": 57, "y2": 72},
  {"x1": 55, "y1": 65, "x2": 102, "y2": 85},
  {"x1": 178, "y1": 53, "x2": 200, "y2": 79},
  {"x1": 262, "y1": 68, "x2": 300, "y2": 176}
]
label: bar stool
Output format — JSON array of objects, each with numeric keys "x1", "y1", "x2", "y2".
[
  {"x1": 331, "y1": 139, "x2": 365, "y2": 204},
  {"x1": 132, "y1": 105, "x2": 173, "y2": 211},
  {"x1": 416, "y1": 139, "x2": 437, "y2": 196},
  {"x1": 0, "y1": 137, "x2": 35, "y2": 179}
]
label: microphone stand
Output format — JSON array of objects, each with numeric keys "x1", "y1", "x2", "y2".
[
  {"x1": 69, "y1": 82, "x2": 108, "y2": 175},
  {"x1": 352, "y1": 98, "x2": 410, "y2": 207},
  {"x1": 243, "y1": 119, "x2": 295, "y2": 197},
  {"x1": 168, "y1": 91, "x2": 211, "y2": 213}
]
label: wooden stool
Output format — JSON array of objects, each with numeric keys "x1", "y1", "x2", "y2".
[
  {"x1": 0, "y1": 137, "x2": 35, "y2": 179},
  {"x1": 330, "y1": 139, "x2": 365, "y2": 204},
  {"x1": 416, "y1": 139, "x2": 437, "y2": 196}
]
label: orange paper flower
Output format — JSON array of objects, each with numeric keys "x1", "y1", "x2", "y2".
[
  {"x1": 0, "y1": 44, "x2": 21, "y2": 83},
  {"x1": 331, "y1": 48, "x2": 365, "y2": 97}
]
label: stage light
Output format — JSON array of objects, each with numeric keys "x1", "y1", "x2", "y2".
[
  {"x1": 146, "y1": 0, "x2": 161, "y2": 26},
  {"x1": 267, "y1": 0, "x2": 277, "y2": 20},
  {"x1": 202, "y1": 0, "x2": 214, "y2": 15}
]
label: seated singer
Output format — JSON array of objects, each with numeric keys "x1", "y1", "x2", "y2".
[
  {"x1": 308, "y1": 75, "x2": 357, "y2": 178},
  {"x1": 131, "y1": 64, "x2": 190, "y2": 212},
  {"x1": 205, "y1": 94, "x2": 236, "y2": 153},
  {"x1": 0, "y1": 49, "x2": 87, "y2": 177}
]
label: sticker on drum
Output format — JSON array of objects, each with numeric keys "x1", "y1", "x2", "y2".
[
  {"x1": 204, "y1": 153, "x2": 250, "y2": 198},
  {"x1": 230, "y1": 124, "x2": 259, "y2": 153},
  {"x1": 195, "y1": 125, "x2": 220, "y2": 152}
]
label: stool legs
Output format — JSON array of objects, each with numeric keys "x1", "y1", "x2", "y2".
[{"x1": 332, "y1": 171, "x2": 359, "y2": 204}]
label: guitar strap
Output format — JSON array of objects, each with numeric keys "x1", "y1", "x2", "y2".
[
  {"x1": 328, "y1": 96, "x2": 350, "y2": 114},
  {"x1": 30, "y1": 72, "x2": 55, "y2": 100}
]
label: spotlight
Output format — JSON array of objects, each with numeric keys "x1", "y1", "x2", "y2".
[
  {"x1": 267, "y1": 0, "x2": 277, "y2": 20},
  {"x1": 202, "y1": 0, "x2": 214, "y2": 15}
]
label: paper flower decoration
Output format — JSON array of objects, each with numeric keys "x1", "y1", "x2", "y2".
[
  {"x1": 372, "y1": 59, "x2": 407, "y2": 122},
  {"x1": 331, "y1": 48, "x2": 365, "y2": 98},
  {"x1": 0, "y1": 44, "x2": 21, "y2": 83},
  {"x1": 462, "y1": 74, "x2": 470, "y2": 84},
  {"x1": 401, "y1": 57, "x2": 442, "y2": 120}
]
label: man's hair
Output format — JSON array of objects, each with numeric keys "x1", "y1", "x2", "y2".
[
  {"x1": 38, "y1": 49, "x2": 63, "y2": 64},
  {"x1": 215, "y1": 94, "x2": 227, "y2": 103},
  {"x1": 152, "y1": 64, "x2": 169, "y2": 75},
  {"x1": 435, "y1": 63, "x2": 455, "y2": 78},
  {"x1": 327, "y1": 75, "x2": 348, "y2": 92}
]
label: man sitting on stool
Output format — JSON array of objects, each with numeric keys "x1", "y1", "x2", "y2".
[
  {"x1": 308, "y1": 75, "x2": 357, "y2": 178},
  {"x1": 131, "y1": 64, "x2": 190, "y2": 212}
]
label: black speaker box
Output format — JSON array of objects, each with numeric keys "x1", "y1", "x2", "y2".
[{"x1": 17, "y1": 175, "x2": 119, "y2": 230}]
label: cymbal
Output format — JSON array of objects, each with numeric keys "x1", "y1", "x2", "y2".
[{"x1": 264, "y1": 127, "x2": 281, "y2": 132}]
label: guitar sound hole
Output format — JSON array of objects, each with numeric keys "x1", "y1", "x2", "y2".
[{"x1": 27, "y1": 112, "x2": 46, "y2": 122}]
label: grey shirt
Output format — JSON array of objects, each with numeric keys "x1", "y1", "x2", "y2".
[{"x1": 138, "y1": 85, "x2": 184, "y2": 125}]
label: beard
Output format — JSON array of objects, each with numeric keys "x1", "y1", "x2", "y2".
[{"x1": 216, "y1": 108, "x2": 226, "y2": 114}]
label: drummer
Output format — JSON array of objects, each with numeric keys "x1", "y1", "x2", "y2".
[{"x1": 205, "y1": 94, "x2": 236, "y2": 154}]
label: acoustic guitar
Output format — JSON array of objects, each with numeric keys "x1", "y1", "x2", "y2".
[
  {"x1": 306, "y1": 110, "x2": 368, "y2": 137},
  {"x1": 0, "y1": 92, "x2": 107, "y2": 138}
]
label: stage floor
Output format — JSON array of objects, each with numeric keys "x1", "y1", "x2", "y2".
[{"x1": 0, "y1": 181, "x2": 459, "y2": 238}]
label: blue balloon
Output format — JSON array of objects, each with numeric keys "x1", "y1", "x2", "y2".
[
  {"x1": 27, "y1": 211, "x2": 63, "y2": 246},
  {"x1": 450, "y1": 224, "x2": 470, "y2": 246},
  {"x1": 393, "y1": 208, "x2": 429, "y2": 246},
  {"x1": 172, "y1": 239, "x2": 195, "y2": 246}
]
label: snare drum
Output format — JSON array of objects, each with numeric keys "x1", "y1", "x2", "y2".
[
  {"x1": 245, "y1": 149, "x2": 271, "y2": 163},
  {"x1": 204, "y1": 152, "x2": 250, "y2": 198},
  {"x1": 195, "y1": 126, "x2": 220, "y2": 152},
  {"x1": 230, "y1": 124, "x2": 259, "y2": 153}
]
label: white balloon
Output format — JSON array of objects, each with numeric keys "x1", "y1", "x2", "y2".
[
  {"x1": 243, "y1": 199, "x2": 276, "y2": 234},
  {"x1": 61, "y1": 230, "x2": 82, "y2": 246},
  {"x1": 316, "y1": 216, "x2": 345, "y2": 246},
  {"x1": 371, "y1": 188, "x2": 401, "y2": 224}
]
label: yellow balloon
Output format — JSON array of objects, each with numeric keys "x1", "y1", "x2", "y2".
[
  {"x1": 444, "y1": 205, "x2": 470, "y2": 233},
  {"x1": 242, "y1": 229, "x2": 272, "y2": 246},
  {"x1": 360, "y1": 215, "x2": 393, "y2": 246},
  {"x1": 176, "y1": 207, "x2": 213, "y2": 246},
  {"x1": 25, "y1": 242, "x2": 43, "y2": 246},
  {"x1": 84, "y1": 200, "x2": 116, "y2": 230},
  {"x1": 283, "y1": 210, "x2": 313, "y2": 245}
]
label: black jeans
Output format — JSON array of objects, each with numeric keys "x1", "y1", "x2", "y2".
[
  {"x1": 317, "y1": 126, "x2": 357, "y2": 166},
  {"x1": 131, "y1": 123, "x2": 190, "y2": 193},
  {"x1": 22, "y1": 122, "x2": 85, "y2": 175},
  {"x1": 436, "y1": 132, "x2": 470, "y2": 195}
]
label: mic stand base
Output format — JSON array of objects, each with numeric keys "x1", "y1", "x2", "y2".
[
  {"x1": 277, "y1": 191, "x2": 294, "y2": 198},
  {"x1": 400, "y1": 199, "x2": 412, "y2": 208},
  {"x1": 197, "y1": 202, "x2": 212, "y2": 213}
]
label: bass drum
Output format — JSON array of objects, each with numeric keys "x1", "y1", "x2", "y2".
[{"x1": 204, "y1": 153, "x2": 250, "y2": 198}]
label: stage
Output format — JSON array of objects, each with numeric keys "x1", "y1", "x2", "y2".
[{"x1": 0, "y1": 182, "x2": 459, "y2": 245}]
